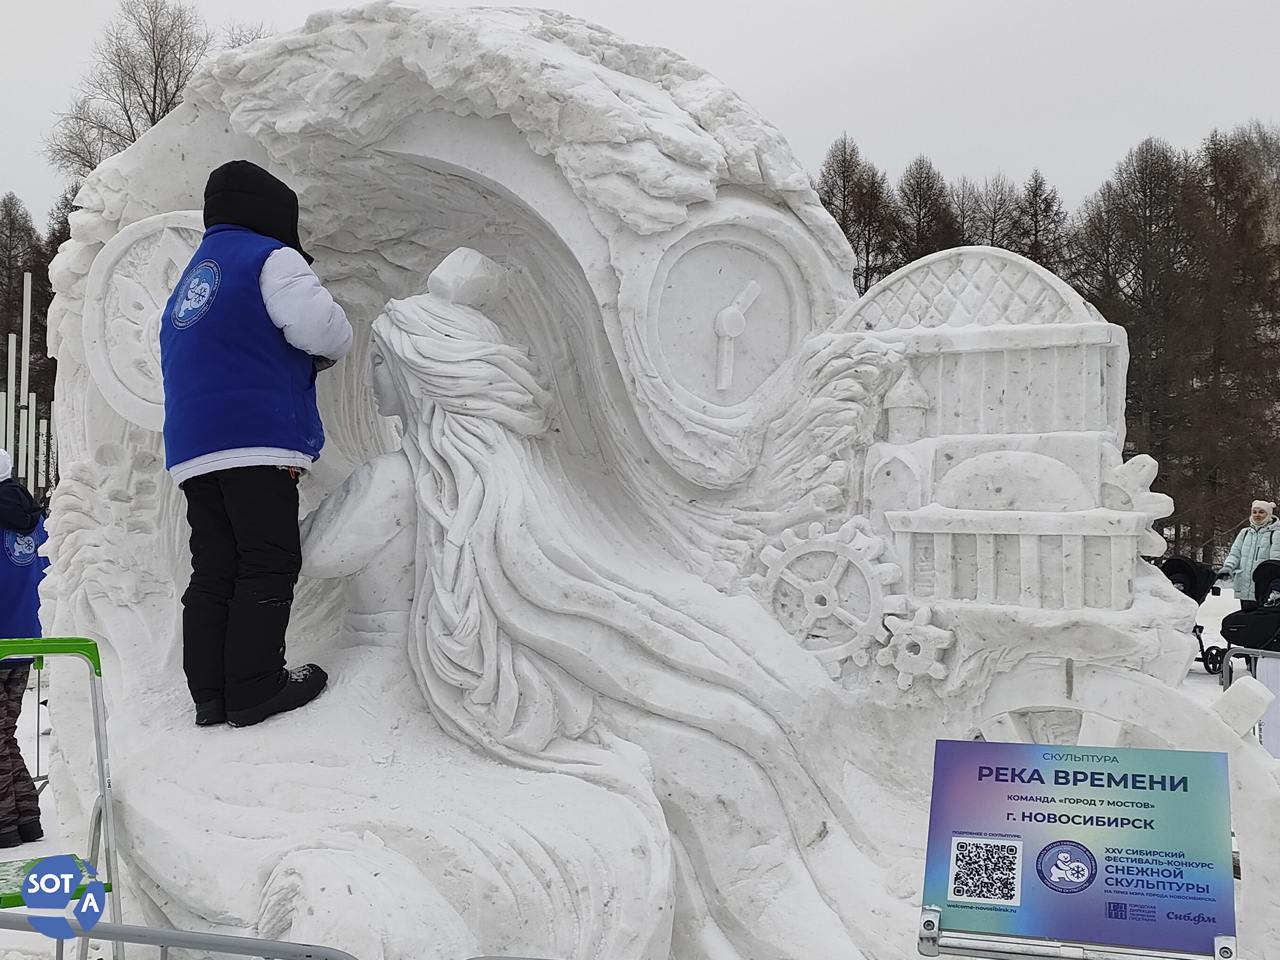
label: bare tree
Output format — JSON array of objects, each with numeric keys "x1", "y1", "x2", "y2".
[
  {"x1": 0, "y1": 195, "x2": 40, "y2": 327},
  {"x1": 816, "y1": 133, "x2": 861, "y2": 245},
  {"x1": 46, "y1": 0, "x2": 214, "y2": 179},
  {"x1": 847, "y1": 162, "x2": 902, "y2": 294},
  {"x1": 223, "y1": 20, "x2": 273, "y2": 49},
  {"x1": 948, "y1": 175, "x2": 982, "y2": 246},
  {"x1": 894, "y1": 155, "x2": 959, "y2": 264},
  {"x1": 1227, "y1": 120, "x2": 1280, "y2": 245},
  {"x1": 976, "y1": 173, "x2": 1018, "y2": 248},
  {"x1": 816, "y1": 134, "x2": 902, "y2": 294},
  {"x1": 1010, "y1": 168, "x2": 1069, "y2": 271},
  {"x1": 0, "y1": 193, "x2": 58, "y2": 432}
]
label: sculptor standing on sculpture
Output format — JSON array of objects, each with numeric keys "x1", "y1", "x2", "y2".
[{"x1": 160, "y1": 161, "x2": 353, "y2": 728}]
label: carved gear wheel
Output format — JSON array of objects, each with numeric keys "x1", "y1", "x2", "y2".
[
  {"x1": 877, "y1": 604, "x2": 954, "y2": 691},
  {"x1": 761, "y1": 518, "x2": 903, "y2": 677}
]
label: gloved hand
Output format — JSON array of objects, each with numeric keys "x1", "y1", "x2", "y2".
[
  {"x1": 313, "y1": 355, "x2": 337, "y2": 374},
  {"x1": 1215, "y1": 567, "x2": 1233, "y2": 581}
]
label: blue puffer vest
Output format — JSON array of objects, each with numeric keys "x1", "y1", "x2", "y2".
[
  {"x1": 159, "y1": 225, "x2": 324, "y2": 470},
  {"x1": 1, "y1": 515, "x2": 47, "y2": 642}
]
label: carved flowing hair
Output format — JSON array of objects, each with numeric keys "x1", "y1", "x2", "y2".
[
  {"x1": 370, "y1": 253, "x2": 883, "y2": 920},
  {"x1": 369, "y1": 257, "x2": 590, "y2": 761}
]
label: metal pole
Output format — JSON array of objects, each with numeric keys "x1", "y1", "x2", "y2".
[
  {"x1": 88, "y1": 672, "x2": 124, "y2": 960},
  {"x1": 34, "y1": 663, "x2": 41, "y2": 779},
  {"x1": 26, "y1": 391, "x2": 36, "y2": 488},
  {"x1": 20, "y1": 272, "x2": 31, "y2": 401},
  {"x1": 37, "y1": 419, "x2": 48, "y2": 490},
  {"x1": 4, "y1": 333, "x2": 14, "y2": 455},
  {"x1": 0, "y1": 913, "x2": 365, "y2": 960},
  {"x1": 16, "y1": 407, "x2": 28, "y2": 483},
  {"x1": 48, "y1": 399, "x2": 58, "y2": 489}
]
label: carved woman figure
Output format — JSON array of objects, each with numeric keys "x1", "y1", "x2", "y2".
[{"x1": 309, "y1": 247, "x2": 915, "y2": 960}]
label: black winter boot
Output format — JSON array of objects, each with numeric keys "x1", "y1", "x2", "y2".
[
  {"x1": 17, "y1": 820, "x2": 43, "y2": 843},
  {"x1": 226, "y1": 665, "x2": 327, "y2": 728},
  {"x1": 195, "y1": 699, "x2": 227, "y2": 726}
]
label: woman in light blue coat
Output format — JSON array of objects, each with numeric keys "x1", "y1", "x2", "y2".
[{"x1": 1219, "y1": 500, "x2": 1280, "y2": 609}]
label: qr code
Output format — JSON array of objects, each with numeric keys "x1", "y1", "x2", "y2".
[{"x1": 947, "y1": 837, "x2": 1023, "y2": 906}]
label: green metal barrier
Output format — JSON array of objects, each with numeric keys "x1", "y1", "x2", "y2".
[
  {"x1": 0, "y1": 638, "x2": 102, "y2": 675},
  {"x1": 0, "y1": 636, "x2": 120, "y2": 960}
]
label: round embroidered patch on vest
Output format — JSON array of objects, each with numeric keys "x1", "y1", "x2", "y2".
[
  {"x1": 172, "y1": 260, "x2": 221, "y2": 329},
  {"x1": 3, "y1": 529, "x2": 37, "y2": 567}
]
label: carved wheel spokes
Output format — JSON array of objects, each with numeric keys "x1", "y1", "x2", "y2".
[{"x1": 760, "y1": 520, "x2": 902, "y2": 674}]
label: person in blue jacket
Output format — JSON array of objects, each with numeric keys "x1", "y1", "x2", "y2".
[
  {"x1": 0, "y1": 447, "x2": 46, "y2": 846},
  {"x1": 1217, "y1": 500, "x2": 1280, "y2": 610},
  {"x1": 160, "y1": 161, "x2": 353, "y2": 728}
]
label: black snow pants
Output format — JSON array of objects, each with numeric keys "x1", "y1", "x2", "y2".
[
  {"x1": 180, "y1": 467, "x2": 302, "y2": 712},
  {"x1": 0, "y1": 665, "x2": 41, "y2": 831}
]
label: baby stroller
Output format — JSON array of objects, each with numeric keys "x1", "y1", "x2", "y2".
[
  {"x1": 1155, "y1": 555, "x2": 1224, "y2": 673},
  {"x1": 1219, "y1": 559, "x2": 1280, "y2": 653}
]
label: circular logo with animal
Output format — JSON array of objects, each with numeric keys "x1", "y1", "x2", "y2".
[
  {"x1": 1036, "y1": 840, "x2": 1097, "y2": 894},
  {"x1": 3, "y1": 528, "x2": 37, "y2": 567},
  {"x1": 172, "y1": 260, "x2": 221, "y2": 329}
]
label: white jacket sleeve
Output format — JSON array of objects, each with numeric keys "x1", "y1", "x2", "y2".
[{"x1": 259, "y1": 247, "x2": 354, "y2": 362}]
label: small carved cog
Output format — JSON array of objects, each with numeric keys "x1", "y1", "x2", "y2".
[
  {"x1": 877, "y1": 604, "x2": 954, "y2": 691},
  {"x1": 760, "y1": 518, "x2": 903, "y2": 678}
]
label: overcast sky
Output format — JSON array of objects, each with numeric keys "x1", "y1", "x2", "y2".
[{"x1": 3, "y1": 0, "x2": 1279, "y2": 227}]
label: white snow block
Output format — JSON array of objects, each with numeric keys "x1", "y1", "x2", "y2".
[{"x1": 1213, "y1": 675, "x2": 1275, "y2": 736}]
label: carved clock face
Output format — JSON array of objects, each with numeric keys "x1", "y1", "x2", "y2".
[
  {"x1": 650, "y1": 225, "x2": 811, "y2": 410},
  {"x1": 83, "y1": 211, "x2": 204, "y2": 431}
]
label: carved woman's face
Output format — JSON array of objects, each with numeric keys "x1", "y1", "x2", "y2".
[{"x1": 369, "y1": 342, "x2": 405, "y2": 419}]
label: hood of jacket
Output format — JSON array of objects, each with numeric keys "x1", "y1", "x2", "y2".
[
  {"x1": 0, "y1": 478, "x2": 41, "y2": 534},
  {"x1": 203, "y1": 160, "x2": 313, "y2": 264}
]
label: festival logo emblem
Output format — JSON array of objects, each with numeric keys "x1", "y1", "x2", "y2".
[
  {"x1": 1036, "y1": 840, "x2": 1097, "y2": 894},
  {"x1": 20, "y1": 855, "x2": 106, "y2": 940},
  {"x1": 3, "y1": 529, "x2": 37, "y2": 567},
  {"x1": 172, "y1": 260, "x2": 220, "y2": 329}
]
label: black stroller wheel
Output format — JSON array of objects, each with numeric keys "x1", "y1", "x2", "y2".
[{"x1": 1203, "y1": 646, "x2": 1225, "y2": 675}]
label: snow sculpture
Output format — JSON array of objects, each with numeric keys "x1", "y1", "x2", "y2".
[
  {"x1": 851, "y1": 249, "x2": 1163, "y2": 614},
  {"x1": 39, "y1": 5, "x2": 1280, "y2": 960}
]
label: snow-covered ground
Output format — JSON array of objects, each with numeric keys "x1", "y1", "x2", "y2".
[{"x1": 1181, "y1": 585, "x2": 1240, "y2": 709}]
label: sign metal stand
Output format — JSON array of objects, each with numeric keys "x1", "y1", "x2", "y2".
[{"x1": 919, "y1": 906, "x2": 1237, "y2": 960}]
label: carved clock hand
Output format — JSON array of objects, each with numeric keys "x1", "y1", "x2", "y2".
[{"x1": 713, "y1": 280, "x2": 761, "y2": 392}]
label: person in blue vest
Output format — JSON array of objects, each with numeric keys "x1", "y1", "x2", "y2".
[
  {"x1": 160, "y1": 161, "x2": 353, "y2": 728},
  {"x1": 1217, "y1": 500, "x2": 1280, "y2": 610},
  {"x1": 0, "y1": 447, "x2": 46, "y2": 846}
]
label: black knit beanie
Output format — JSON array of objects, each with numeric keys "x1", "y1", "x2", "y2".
[{"x1": 203, "y1": 160, "x2": 314, "y2": 264}]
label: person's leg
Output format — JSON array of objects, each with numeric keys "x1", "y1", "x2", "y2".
[
  {"x1": 182, "y1": 474, "x2": 239, "y2": 708},
  {"x1": 219, "y1": 467, "x2": 305, "y2": 712},
  {"x1": 1, "y1": 667, "x2": 42, "y2": 835},
  {"x1": 0, "y1": 669, "x2": 23, "y2": 844},
  {"x1": 1242, "y1": 600, "x2": 1260, "y2": 612}
]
